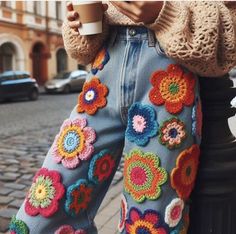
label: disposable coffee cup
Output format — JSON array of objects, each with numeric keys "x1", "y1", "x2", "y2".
[{"x1": 72, "y1": 0, "x2": 103, "y2": 35}]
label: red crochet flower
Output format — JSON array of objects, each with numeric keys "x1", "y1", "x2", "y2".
[
  {"x1": 77, "y1": 78, "x2": 108, "y2": 115},
  {"x1": 65, "y1": 179, "x2": 93, "y2": 217},
  {"x1": 149, "y1": 64, "x2": 196, "y2": 114},
  {"x1": 25, "y1": 168, "x2": 65, "y2": 218},
  {"x1": 171, "y1": 145, "x2": 200, "y2": 199},
  {"x1": 88, "y1": 150, "x2": 115, "y2": 184}
]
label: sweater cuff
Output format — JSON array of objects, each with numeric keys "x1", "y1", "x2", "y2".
[{"x1": 146, "y1": 1, "x2": 184, "y2": 33}]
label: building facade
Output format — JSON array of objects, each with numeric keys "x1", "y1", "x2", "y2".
[{"x1": 0, "y1": 1, "x2": 78, "y2": 85}]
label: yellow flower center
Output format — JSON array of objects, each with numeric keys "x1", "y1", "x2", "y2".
[
  {"x1": 130, "y1": 220, "x2": 156, "y2": 233},
  {"x1": 35, "y1": 184, "x2": 47, "y2": 200}
]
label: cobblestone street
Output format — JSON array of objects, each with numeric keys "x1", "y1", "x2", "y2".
[{"x1": 0, "y1": 93, "x2": 124, "y2": 233}]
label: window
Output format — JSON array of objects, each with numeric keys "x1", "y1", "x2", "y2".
[
  {"x1": 56, "y1": 49, "x2": 68, "y2": 73},
  {"x1": 34, "y1": 1, "x2": 41, "y2": 15},
  {"x1": 56, "y1": 1, "x2": 62, "y2": 20},
  {"x1": 0, "y1": 43, "x2": 15, "y2": 72},
  {"x1": 0, "y1": 1, "x2": 12, "y2": 8}
]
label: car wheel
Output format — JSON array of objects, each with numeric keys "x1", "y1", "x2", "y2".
[
  {"x1": 29, "y1": 88, "x2": 39, "y2": 101},
  {"x1": 63, "y1": 85, "x2": 71, "y2": 94}
]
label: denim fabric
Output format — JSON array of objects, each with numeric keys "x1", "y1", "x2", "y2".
[{"x1": 14, "y1": 26, "x2": 201, "y2": 234}]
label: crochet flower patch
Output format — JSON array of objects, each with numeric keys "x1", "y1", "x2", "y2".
[
  {"x1": 125, "y1": 102, "x2": 158, "y2": 146},
  {"x1": 171, "y1": 145, "x2": 200, "y2": 199},
  {"x1": 170, "y1": 213, "x2": 189, "y2": 234},
  {"x1": 91, "y1": 47, "x2": 110, "y2": 75},
  {"x1": 124, "y1": 148, "x2": 167, "y2": 203},
  {"x1": 77, "y1": 78, "x2": 108, "y2": 115},
  {"x1": 9, "y1": 216, "x2": 29, "y2": 234},
  {"x1": 25, "y1": 168, "x2": 65, "y2": 218},
  {"x1": 88, "y1": 149, "x2": 115, "y2": 184},
  {"x1": 192, "y1": 97, "x2": 202, "y2": 138},
  {"x1": 159, "y1": 117, "x2": 187, "y2": 149},
  {"x1": 65, "y1": 179, "x2": 93, "y2": 217},
  {"x1": 149, "y1": 64, "x2": 196, "y2": 114},
  {"x1": 52, "y1": 118, "x2": 96, "y2": 169},
  {"x1": 55, "y1": 225, "x2": 86, "y2": 234},
  {"x1": 118, "y1": 194, "x2": 128, "y2": 232},
  {"x1": 165, "y1": 198, "x2": 184, "y2": 227},
  {"x1": 125, "y1": 207, "x2": 168, "y2": 234}
]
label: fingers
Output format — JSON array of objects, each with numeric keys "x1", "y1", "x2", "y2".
[
  {"x1": 68, "y1": 21, "x2": 81, "y2": 29},
  {"x1": 102, "y1": 3, "x2": 108, "y2": 12},
  {"x1": 111, "y1": 1, "x2": 139, "y2": 22}
]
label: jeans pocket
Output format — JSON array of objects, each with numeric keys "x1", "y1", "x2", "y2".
[{"x1": 154, "y1": 40, "x2": 166, "y2": 56}]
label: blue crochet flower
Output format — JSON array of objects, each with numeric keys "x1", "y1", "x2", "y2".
[
  {"x1": 125, "y1": 102, "x2": 158, "y2": 146},
  {"x1": 9, "y1": 216, "x2": 29, "y2": 234},
  {"x1": 88, "y1": 149, "x2": 115, "y2": 185},
  {"x1": 65, "y1": 179, "x2": 93, "y2": 217}
]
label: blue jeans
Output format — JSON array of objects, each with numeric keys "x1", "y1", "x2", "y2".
[{"x1": 12, "y1": 26, "x2": 202, "y2": 234}]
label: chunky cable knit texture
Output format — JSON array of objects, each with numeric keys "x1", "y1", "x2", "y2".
[{"x1": 62, "y1": 1, "x2": 236, "y2": 77}]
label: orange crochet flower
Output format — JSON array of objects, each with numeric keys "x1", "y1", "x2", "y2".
[
  {"x1": 124, "y1": 149, "x2": 167, "y2": 203},
  {"x1": 149, "y1": 64, "x2": 196, "y2": 114},
  {"x1": 171, "y1": 144, "x2": 200, "y2": 200},
  {"x1": 77, "y1": 78, "x2": 108, "y2": 115}
]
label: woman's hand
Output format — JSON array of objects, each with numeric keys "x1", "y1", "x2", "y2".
[
  {"x1": 111, "y1": 1, "x2": 163, "y2": 24},
  {"x1": 66, "y1": 2, "x2": 108, "y2": 32}
]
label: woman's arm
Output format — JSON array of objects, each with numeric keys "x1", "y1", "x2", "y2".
[
  {"x1": 62, "y1": 2, "x2": 109, "y2": 65},
  {"x1": 112, "y1": 1, "x2": 236, "y2": 77}
]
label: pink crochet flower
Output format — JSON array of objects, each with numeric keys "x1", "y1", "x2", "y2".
[
  {"x1": 55, "y1": 225, "x2": 86, "y2": 234},
  {"x1": 25, "y1": 168, "x2": 65, "y2": 218},
  {"x1": 52, "y1": 118, "x2": 96, "y2": 169}
]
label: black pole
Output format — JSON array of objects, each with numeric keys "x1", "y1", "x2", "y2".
[{"x1": 188, "y1": 75, "x2": 236, "y2": 234}]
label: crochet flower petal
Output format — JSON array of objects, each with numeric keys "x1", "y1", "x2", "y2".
[
  {"x1": 62, "y1": 156, "x2": 80, "y2": 169},
  {"x1": 77, "y1": 77, "x2": 108, "y2": 115},
  {"x1": 149, "y1": 64, "x2": 195, "y2": 114},
  {"x1": 52, "y1": 117, "x2": 96, "y2": 169},
  {"x1": 125, "y1": 207, "x2": 168, "y2": 234},
  {"x1": 118, "y1": 194, "x2": 128, "y2": 233},
  {"x1": 79, "y1": 144, "x2": 94, "y2": 160},
  {"x1": 9, "y1": 216, "x2": 29, "y2": 234},
  {"x1": 159, "y1": 117, "x2": 187, "y2": 149},
  {"x1": 171, "y1": 145, "x2": 200, "y2": 199},
  {"x1": 125, "y1": 102, "x2": 158, "y2": 146},
  {"x1": 88, "y1": 149, "x2": 115, "y2": 184},
  {"x1": 165, "y1": 198, "x2": 184, "y2": 227},
  {"x1": 65, "y1": 179, "x2": 93, "y2": 217},
  {"x1": 124, "y1": 149, "x2": 167, "y2": 203},
  {"x1": 91, "y1": 47, "x2": 110, "y2": 75},
  {"x1": 25, "y1": 168, "x2": 65, "y2": 218},
  {"x1": 55, "y1": 225, "x2": 87, "y2": 234},
  {"x1": 83, "y1": 127, "x2": 96, "y2": 143}
]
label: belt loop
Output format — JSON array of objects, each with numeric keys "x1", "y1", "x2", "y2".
[
  {"x1": 108, "y1": 27, "x2": 118, "y2": 47},
  {"x1": 147, "y1": 29, "x2": 156, "y2": 47}
]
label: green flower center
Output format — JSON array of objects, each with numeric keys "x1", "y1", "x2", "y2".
[{"x1": 169, "y1": 83, "x2": 179, "y2": 94}]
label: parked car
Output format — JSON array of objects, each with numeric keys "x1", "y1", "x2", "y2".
[
  {"x1": 229, "y1": 67, "x2": 236, "y2": 79},
  {"x1": 45, "y1": 70, "x2": 88, "y2": 94},
  {"x1": 0, "y1": 71, "x2": 39, "y2": 101}
]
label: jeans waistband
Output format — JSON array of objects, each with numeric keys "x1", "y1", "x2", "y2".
[{"x1": 109, "y1": 26, "x2": 156, "y2": 47}]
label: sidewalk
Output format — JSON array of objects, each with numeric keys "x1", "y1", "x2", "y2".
[{"x1": 95, "y1": 181, "x2": 123, "y2": 234}]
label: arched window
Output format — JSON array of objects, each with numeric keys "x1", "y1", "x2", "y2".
[
  {"x1": 56, "y1": 48, "x2": 68, "y2": 73},
  {"x1": 0, "y1": 43, "x2": 16, "y2": 72}
]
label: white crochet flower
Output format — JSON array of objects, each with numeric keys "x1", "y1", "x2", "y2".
[
  {"x1": 230, "y1": 96, "x2": 236, "y2": 108},
  {"x1": 118, "y1": 194, "x2": 128, "y2": 232},
  {"x1": 165, "y1": 198, "x2": 184, "y2": 227}
]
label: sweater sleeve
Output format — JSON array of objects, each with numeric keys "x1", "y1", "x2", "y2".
[
  {"x1": 147, "y1": 1, "x2": 236, "y2": 77},
  {"x1": 62, "y1": 16, "x2": 109, "y2": 65}
]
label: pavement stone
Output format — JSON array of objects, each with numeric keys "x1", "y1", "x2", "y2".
[
  {"x1": 0, "y1": 208, "x2": 18, "y2": 219},
  {"x1": 0, "y1": 196, "x2": 14, "y2": 205},
  {"x1": 0, "y1": 188, "x2": 12, "y2": 196},
  {"x1": 4, "y1": 183, "x2": 26, "y2": 190},
  {"x1": 9, "y1": 191, "x2": 26, "y2": 199},
  {"x1": 0, "y1": 218, "x2": 9, "y2": 233},
  {"x1": 9, "y1": 199, "x2": 23, "y2": 209}
]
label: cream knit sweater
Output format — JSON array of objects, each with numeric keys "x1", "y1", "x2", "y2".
[{"x1": 62, "y1": 1, "x2": 236, "y2": 77}]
